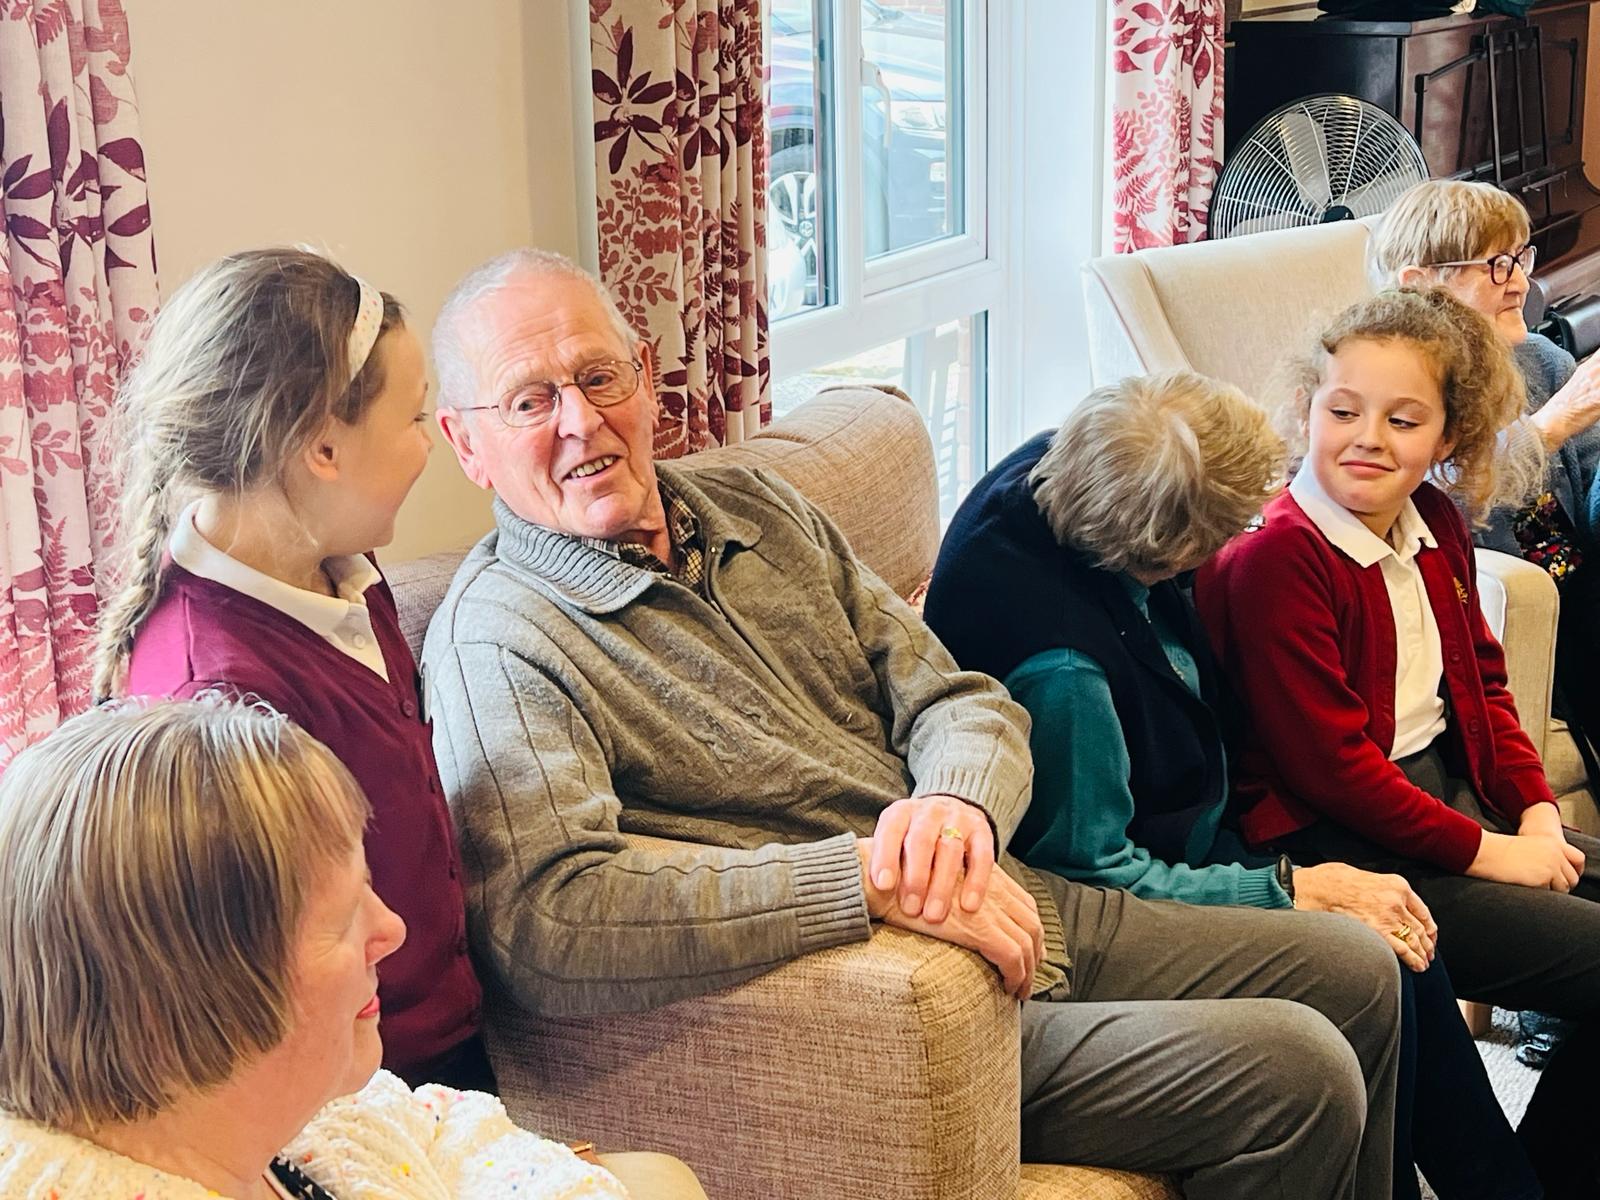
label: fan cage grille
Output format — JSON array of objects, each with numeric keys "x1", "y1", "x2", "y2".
[{"x1": 1210, "y1": 95, "x2": 1430, "y2": 240}]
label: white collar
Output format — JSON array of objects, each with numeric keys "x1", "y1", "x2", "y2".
[
  {"x1": 170, "y1": 502, "x2": 383, "y2": 637},
  {"x1": 1289, "y1": 462, "x2": 1438, "y2": 569}
]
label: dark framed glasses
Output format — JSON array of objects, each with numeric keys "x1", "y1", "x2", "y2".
[
  {"x1": 455, "y1": 358, "x2": 643, "y2": 428},
  {"x1": 1425, "y1": 244, "x2": 1537, "y2": 286}
]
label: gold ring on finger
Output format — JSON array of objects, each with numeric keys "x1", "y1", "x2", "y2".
[
  {"x1": 939, "y1": 826, "x2": 965, "y2": 841},
  {"x1": 1392, "y1": 923, "x2": 1412, "y2": 941}
]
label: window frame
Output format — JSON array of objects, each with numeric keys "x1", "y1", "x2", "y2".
[{"x1": 769, "y1": 0, "x2": 1008, "y2": 427}]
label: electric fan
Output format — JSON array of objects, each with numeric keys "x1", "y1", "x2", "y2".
[{"x1": 1209, "y1": 95, "x2": 1431, "y2": 240}]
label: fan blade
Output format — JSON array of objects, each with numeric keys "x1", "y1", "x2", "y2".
[
  {"x1": 1277, "y1": 108, "x2": 1334, "y2": 211},
  {"x1": 1339, "y1": 163, "x2": 1430, "y2": 218}
]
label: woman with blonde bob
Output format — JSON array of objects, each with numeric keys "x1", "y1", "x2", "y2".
[
  {"x1": 0, "y1": 696, "x2": 704, "y2": 1200},
  {"x1": 923, "y1": 369, "x2": 1539, "y2": 1200}
]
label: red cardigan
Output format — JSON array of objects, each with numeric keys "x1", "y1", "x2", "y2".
[
  {"x1": 1193, "y1": 483, "x2": 1555, "y2": 874},
  {"x1": 126, "y1": 564, "x2": 482, "y2": 1079}
]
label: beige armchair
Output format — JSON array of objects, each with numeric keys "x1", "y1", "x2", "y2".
[
  {"x1": 387, "y1": 386, "x2": 1177, "y2": 1200},
  {"x1": 1082, "y1": 220, "x2": 1594, "y2": 835}
]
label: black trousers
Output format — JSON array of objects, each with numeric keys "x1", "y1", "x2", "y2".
[
  {"x1": 1275, "y1": 743, "x2": 1600, "y2": 1199},
  {"x1": 1552, "y1": 561, "x2": 1600, "y2": 794}
]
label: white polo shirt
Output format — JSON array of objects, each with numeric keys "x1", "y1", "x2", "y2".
[
  {"x1": 169, "y1": 502, "x2": 390, "y2": 682},
  {"x1": 1289, "y1": 465, "x2": 1447, "y2": 760}
]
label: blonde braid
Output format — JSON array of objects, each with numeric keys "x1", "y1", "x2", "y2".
[{"x1": 91, "y1": 456, "x2": 178, "y2": 702}]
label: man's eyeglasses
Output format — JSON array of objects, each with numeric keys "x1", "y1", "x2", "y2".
[
  {"x1": 455, "y1": 358, "x2": 643, "y2": 428},
  {"x1": 1425, "y1": 244, "x2": 1537, "y2": 287}
]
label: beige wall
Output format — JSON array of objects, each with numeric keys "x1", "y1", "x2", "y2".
[{"x1": 124, "y1": 0, "x2": 585, "y2": 561}]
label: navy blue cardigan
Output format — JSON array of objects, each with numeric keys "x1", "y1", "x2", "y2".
[{"x1": 923, "y1": 431, "x2": 1227, "y2": 865}]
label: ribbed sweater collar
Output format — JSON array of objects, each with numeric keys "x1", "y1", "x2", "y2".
[{"x1": 491, "y1": 463, "x2": 764, "y2": 614}]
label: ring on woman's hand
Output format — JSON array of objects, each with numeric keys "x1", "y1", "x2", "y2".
[
  {"x1": 939, "y1": 826, "x2": 965, "y2": 842},
  {"x1": 1392, "y1": 923, "x2": 1413, "y2": 942}
]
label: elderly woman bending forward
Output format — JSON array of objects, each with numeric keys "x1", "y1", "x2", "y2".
[{"x1": 0, "y1": 696, "x2": 705, "y2": 1200}]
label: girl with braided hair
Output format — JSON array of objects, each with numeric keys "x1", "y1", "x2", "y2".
[{"x1": 93, "y1": 249, "x2": 486, "y2": 1090}]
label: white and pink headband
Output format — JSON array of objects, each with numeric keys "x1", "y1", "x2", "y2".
[{"x1": 347, "y1": 275, "x2": 384, "y2": 382}]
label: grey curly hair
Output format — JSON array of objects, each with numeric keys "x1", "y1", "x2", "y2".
[{"x1": 1030, "y1": 370, "x2": 1287, "y2": 578}]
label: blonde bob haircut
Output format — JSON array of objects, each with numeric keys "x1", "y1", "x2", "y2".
[
  {"x1": 0, "y1": 695, "x2": 369, "y2": 1129},
  {"x1": 1029, "y1": 370, "x2": 1286, "y2": 578},
  {"x1": 1281, "y1": 287, "x2": 1543, "y2": 522},
  {"x1": 1369, "y1": 179, "x2": 1532, "y2": 288}
]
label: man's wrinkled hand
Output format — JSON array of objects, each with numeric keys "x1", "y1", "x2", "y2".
[
  {"x1": 869, "y1": 794, "x2": 996, "y2": 923},
  {"x1": 860, "y1": 838, "x2": 1042, "y2": 998}
]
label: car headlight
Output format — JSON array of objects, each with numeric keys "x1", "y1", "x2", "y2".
[{"x1": 891, "y1": 100, "x2": 945, "y2": 132}]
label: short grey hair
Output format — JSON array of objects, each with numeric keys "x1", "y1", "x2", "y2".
[
  {"x1": 431, "y1": 248, "x2": 640, "y2": 411},
  {"x1": 1368, "y1": 179, "x2": 1531, "y2": 290},
  {"x1": 1030, "y1": 371, "x2": 1287, "y2": 578}
]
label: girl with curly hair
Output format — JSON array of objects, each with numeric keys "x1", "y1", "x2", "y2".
[{"x1": 1196, "y1": 287, "x2": 1600, "y2": 1200}]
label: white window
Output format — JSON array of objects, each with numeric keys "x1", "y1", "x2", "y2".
[{"x1": 765, "y1": 0, "x2": 1005, "y2": 521}]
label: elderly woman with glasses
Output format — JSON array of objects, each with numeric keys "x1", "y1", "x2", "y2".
[
  {"x1": 0, "y1": 696, "x2": 707, "y2": 1200},
  {"x1": 1373, "y1": 181, "x2": 1600, "y2": 1068},
  {"x1": 1373, "y1": 180, "x2": 1600, "y2": 554}
]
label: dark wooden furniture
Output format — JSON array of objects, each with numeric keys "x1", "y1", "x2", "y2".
[{"x1": 1227, "y1": 2, "x2": 1600, "y2": 302}]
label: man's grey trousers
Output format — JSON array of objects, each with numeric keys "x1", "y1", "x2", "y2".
[{"x1": 1020, "y1": 878, "x2": 1401, "y2": 1200}]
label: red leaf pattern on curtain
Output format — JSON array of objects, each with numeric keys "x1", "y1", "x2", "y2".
[
  {"x1": 591, "y1": 0, "x2": 770, "y2": 456},
  {"x1": 0, "y1": 0, "x2": 157, "y2": 767},
  {"x1": 1110, "y1": 0, "x2": 1224, "y2": 252}
]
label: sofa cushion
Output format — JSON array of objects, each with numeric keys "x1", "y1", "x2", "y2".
[
  {"x1": 684, "y1": 383, "x2": 938, "y2": 597},
  {"x1": 1547, "y1": 721, "x2": 1590, "y2": 801},
  {"x1": 1019, "y1": 1164, "x2": 1179, "y2": 1199}
]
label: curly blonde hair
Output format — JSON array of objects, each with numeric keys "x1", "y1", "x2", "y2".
[
  {"x1": 1030, "y1": 370, "x2": 1286, "y2": 577},
  {"x1": 1280, "y1": 287, "x2": 1542, "y2": 522}
]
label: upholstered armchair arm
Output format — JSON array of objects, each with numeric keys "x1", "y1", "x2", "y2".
[
  {"x1": 483, "y1": 921, "x2": 1022, "y2": 1199},
  {"x1": 1476, "y1": 548, "x2": 1558, "y2": 761}
]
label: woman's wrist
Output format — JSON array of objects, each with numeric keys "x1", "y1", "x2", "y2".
[
  {"x1": 1467, "y1": 827, "x2": 1512, "y2": 878},
  {"x1": 1529, "y1": 405, "x2": 1572, "y2": 453},
  {"x1": 1275, "y1": 854, "x2": 1297, "y2": 907}
]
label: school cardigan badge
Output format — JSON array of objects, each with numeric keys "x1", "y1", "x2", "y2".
[{"x1": 1454, "y1": 576, "x2": 1470, "y2": 606}]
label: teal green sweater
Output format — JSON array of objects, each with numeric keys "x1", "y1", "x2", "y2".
[{"x1": 1005, "y1": 578, "x2": 1292, "y2": 910}]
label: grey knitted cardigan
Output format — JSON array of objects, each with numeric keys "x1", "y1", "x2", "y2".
[
  {"x1": 1479, "y1": 333, "x2": 1590, "y2": 555},
  {"x1": 423, "y1": 462, "x2": 1060, "y2": 1017}
]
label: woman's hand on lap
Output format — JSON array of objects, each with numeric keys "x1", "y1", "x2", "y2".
[
  {"x1": 1516, "y1": 804, "x2": 1586, "y2": 880},
  {"x1": 1290, "y1": 862, "x2": 1437, "y2": 972}
]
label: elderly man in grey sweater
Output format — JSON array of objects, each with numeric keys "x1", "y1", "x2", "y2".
[{"x1": 424, "y1": 249, "x2": 1402, "y2": 1200}]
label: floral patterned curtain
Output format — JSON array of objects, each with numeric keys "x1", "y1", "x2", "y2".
[
  {"x1": 1110, "y1": 0, "x2": 1225, "y2": 252},
  {"x1": 0, "y1": 0, "x2": 156, "y2": 766},
  {"x1": 590, "y1": 0, "x2": 770, "y2": 457}
]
